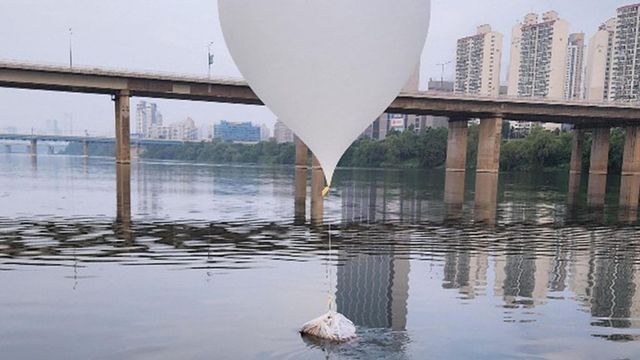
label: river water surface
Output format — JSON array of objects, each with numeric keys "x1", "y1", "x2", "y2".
[{"x1": 1, "y1": 154, "x2": 640, "y2": 359}]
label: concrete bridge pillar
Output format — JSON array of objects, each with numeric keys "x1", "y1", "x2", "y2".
[
  {"x1": 568, "y1": 129, "x2": 585, "y2": 205},
  {"x1": 587, "y1": 127, "x2": 610, "y2": 207},
  {"x1": 116, "y1": 164, "x2": 131, "y2": 225},
  {"x1": 619, "y1": 126, "x2": 640, "y2": 210},
  {"x1": 82, "y1": 141, "x2": 89, "y2": 158},
  {"x1": 310, "y1": 154, "x2": 325, "y2": 225},
  {"x1": 29, "y1": 139, "x2": 37, "y2": 157},
  {"x1": 114, "y1": 90, "x2": 131, "y2": 164},
  {"x1": 444, "y1": 118, "x2": 468, "y2": 218},
  {"x1": 474, "y1": 115, "x2": 502, "y2": 224},
  {"x1": 294, "y1": 136, "x2": 309, "y2": 223}
]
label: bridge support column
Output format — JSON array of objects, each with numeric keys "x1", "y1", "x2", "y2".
[
  {"x1": 82, "y1": 141, "x2": 89, "y2": 158},
  {"x1": 294, "y1": 136, "x2": 309, "y2": 224},
  {"x1": 444, "y1": 118, "x2": 468, "y2": 218},
  {"x1": 114, "y1": 90, "x2": 131, "y2": 164},
  {"x1": 619, "y1": 126, "x2": 640, "y2": 211},
  {"x1": 29, "y1": 139, "x2": 37, "y2": 157},
  {"x1": 310, "y1": 154, "x2": 325, "y2": 226},
  {"x1": 587, "y1": 127, "x2": 610, "y2": 207},
  {"x1": 475, "y1": 115, "x2": 502, "y2": 224},
  {"x1": 116, "y1": 164, "x2": 131, "y2": 225},
  {"x1": 568, "y1": 129, "x2": 585, "y2": 205}
]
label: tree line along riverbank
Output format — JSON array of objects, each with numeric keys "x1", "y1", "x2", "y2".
[{"x1": 62, "y1": 124, "x2": 628, "y2": 174}]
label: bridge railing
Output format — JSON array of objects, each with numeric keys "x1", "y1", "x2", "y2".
[
  {"x1": 0, "y1": 58, "x2": 246, "y2": 85},
  {"x1": 3, "y1": 59, "x2": 640, "y2": 109}
]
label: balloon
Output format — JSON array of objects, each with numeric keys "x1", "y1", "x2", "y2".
[{"x1": 218, "y1": 0, "x2": 431, "y2": 185}]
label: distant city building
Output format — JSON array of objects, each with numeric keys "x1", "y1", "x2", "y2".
[
  {"x1": 45, "y1": 119, "x2": 62, "y2": 135},
  {"x1": 153, "y1": 117, "x2": 198, "y2": 141},
  {"x1": 565, "y1": 33, "x2": 586, "y2": 100},
  {"x1": 260, "y1": 124, "x2": 271, "y2": 141},
  {"x1": 507, "y1": 11, "x2": 570, "y2": 100},
  {"x1": 135, "y1": 101, "x2": 163, "y2": 138},
  {"x1": 274, "y1": 120, "x2": 294, "y2": 143},
  {"x1": 454, "y1": 24, "x2": 503, "y2": 97},
  {"x1": 585, "y1": 18, "x2": 616, "y2": 101},
  {"x1": 428, "y1": 79, "x2": 454, "y2": 92},
  {"x1": 2, "y1": 126, "x2": 17, "y2": 134},
  {"x1": 363, "y1": 66, "x2": 422, "y2": 140},
  {"x1": 214, "y1": 120, "x2": 261, "y2": 143}
]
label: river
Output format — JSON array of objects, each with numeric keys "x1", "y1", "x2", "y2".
[{"x1": 1, "y1": 153, "x2": 639, "y2": 359}]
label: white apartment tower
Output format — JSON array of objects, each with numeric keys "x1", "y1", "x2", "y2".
[
  {"x1": 585, "y1": 19, "x2": 616, "y2": 101},
  {"x1": 565, "y1": 33, "x2": 585, "y2": 99},
  {"x1": 507, "y1": 11, "x2": 570, "y2": 99},
  {"x1": 454, "y1": 24, "x2": 503, "y2": 97}
]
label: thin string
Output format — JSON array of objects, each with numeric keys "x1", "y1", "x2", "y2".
[{"x1": 328, "y1": 222, "x2": 333, "y2": 312}]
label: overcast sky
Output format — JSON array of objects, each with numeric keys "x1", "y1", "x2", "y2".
[{"x1": 0, "y1": 0, "x2": 632, "y2": 136}]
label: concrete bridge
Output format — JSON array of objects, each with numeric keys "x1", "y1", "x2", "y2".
[
  {"x1": 3, "y1": 61, "x2": 640, "y2": 221},
  {"x1": 0, "y1": 133, "x2": 184, "y2": 157}
]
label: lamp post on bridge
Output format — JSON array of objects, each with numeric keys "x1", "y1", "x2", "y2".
[
  {"x1": 69, "y1": 27, "x2": 73, "y2": 69},
  {"x1": 208, "y1": 42, "x2": 214, "y2": 79},
  {"x1": 436, "y1": 60, "x2": 452, "y2": 91}
]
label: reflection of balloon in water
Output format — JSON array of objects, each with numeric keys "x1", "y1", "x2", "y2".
[{"x1": 218, "y1": 0, "x2": 431, "y2": 186}]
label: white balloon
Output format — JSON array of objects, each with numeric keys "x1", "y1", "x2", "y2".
[{"x1": 218, "y1": 0, "x2": 431, "y2": 185}]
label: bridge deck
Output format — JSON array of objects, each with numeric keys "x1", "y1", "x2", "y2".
[{"x1": 1, "y1": 61, "x2": 640, "y2": 125}]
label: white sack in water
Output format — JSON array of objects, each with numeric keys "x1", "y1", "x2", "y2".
[
  {"x1": 300, "y1": 311, "x2": 356, "y2": 342},
  {"x1": 218, "y1": 0, "x2": 431, "y2": 185}
]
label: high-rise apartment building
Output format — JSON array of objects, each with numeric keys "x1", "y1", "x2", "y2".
[
  {"x1": 565, "y1": 33, "x2": 585, "y2": 99},
  {"x1": 454, "y1": 24, "x2": 503, "y2": 97},
  {"x1": 585, "y1": 19, "x2": 616, "y2": 101},
  {"x1": 507, "y1": 11, "x2": 570, "y2": 100},
  {"x1": 612, "y1": 4, "x2": 640, "y2": 102}
]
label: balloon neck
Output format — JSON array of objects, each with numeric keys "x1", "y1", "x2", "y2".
[{"x1": 322, "y1": 186, "x2": 330, "y2": 197}]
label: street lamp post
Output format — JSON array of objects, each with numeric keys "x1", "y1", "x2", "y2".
[
  {"x1": 208, "y1": 42, "x2": 214, "y2": 79},
  {"x1": 68, "y1": 27, "x2": 74, "y2": 69},
  {"x1": 436, "y1": 60, "x2": 452, "y2": 91}
]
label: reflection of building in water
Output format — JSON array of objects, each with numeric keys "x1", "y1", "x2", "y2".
[
  {"x1": 340, "y1": 179, "x2": 430, "y2": 224},
  {"x1": 493, "y1": 249, "x2": 552, "y2": 307},
  {"x1": 336, "y1": 233, "x2": 410, "y2": 331},
  {"x1": 443, "y1": 250, "x2": 488, "y2": 299},
  {"x1": 567, "y1": 231, "x2": 639, "y2": 328},
  {"x1": 341, "y1": 180, "x2": 382, "y2": 223}
]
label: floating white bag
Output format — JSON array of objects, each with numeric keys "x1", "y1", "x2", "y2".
[{"x1": 300, "y1": 311, "x2": 356, "y2": 342}]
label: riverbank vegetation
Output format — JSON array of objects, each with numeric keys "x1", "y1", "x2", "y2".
[{"x1": 62, "y1": 125, "x2": 627, "y2": 174}]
